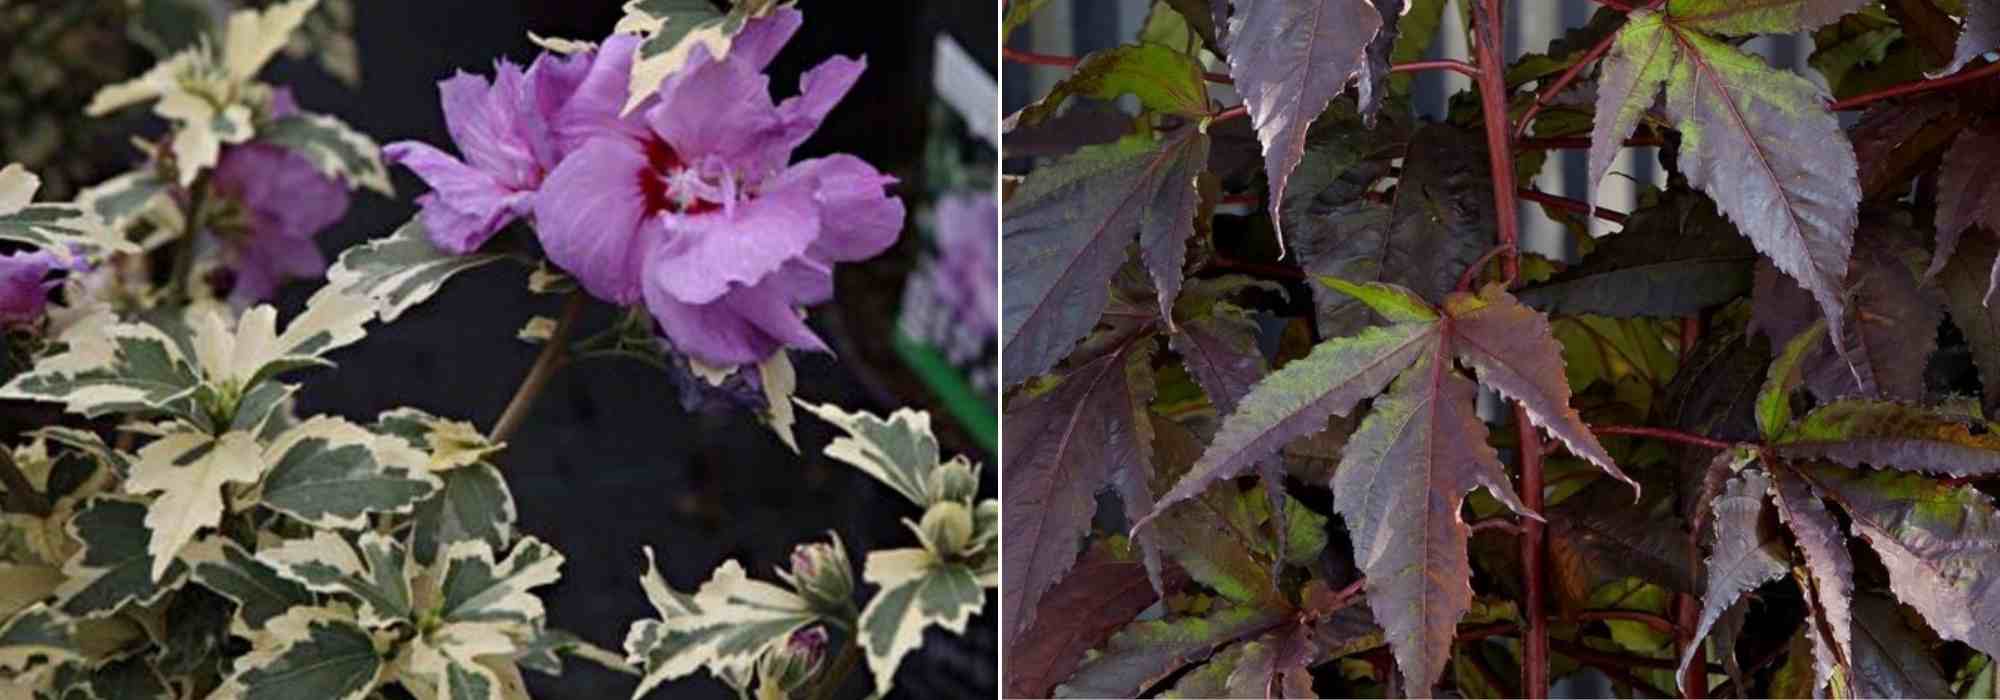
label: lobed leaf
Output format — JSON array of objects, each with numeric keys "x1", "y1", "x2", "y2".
[
  {"x1": 1224, "y1": 0, "x2": 1383, "y2": 245},
  {"x1": 433, "y1": 536, "x2": 564, "y2": 626},
  {"x1": 1845, "y1": 594, "x2": 1954, "y2": 697},
  {"x1": 0, "y1": 321, "x2": 203, "y2": 420},
  {"x1": 1005, "y1": 541, "x2": 1176, "y2": 699},
  {"x1": 796, "y1": 401, "x2": 941, "y2": 508},
  {"x1": 1935, "y1": 123, "x2": 2000, "y2": 301},
  {"x1": 626, "y1": 557, "x2": 820, "y2": 694},
  {"x1": 1774, "y1": 400, "x2": 2000, "y2": 477},
  {"x1": 182, "y1": 538, "x2": 314, "y2": 630},
  {"x1": 1336, "y1": 352, "x2": 1533, "y2": 695},
  {"x1": 0, "y1": 604, "x2": 78, "y2": 673},
  {"x1": 1008, "y1": 43, "x2": 1211, "y2": 129},
  {"x1": 1800, "y1": 465, "x2": 2000, "y2": 659},
  {"x1": 1772, "y1": 471, "x2": 1855, "y2": 696},
  {"x1": 858, "y1": 549, "x2": 988, "y2": 696},
  {"x1": 1518, "y1": 189, "x2": 1757, "y2": 318},
  {"x1": 1665, "y1": 0, "x2": 1872, "y2": 35},
  {"x1": 1002, "y1": 128, "x2": 1209, "y2": 383},
  {"x1": 1677, "y1": 468, "x2": 1790, "y2": 690}
]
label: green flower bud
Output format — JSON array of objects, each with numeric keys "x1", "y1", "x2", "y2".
[
  {"x1": 785, "y1": 536, "x2": 854, "y2": 612},
  {"x1": 919, "y1": 501, "x2": 975, "y2": 557},
  {"x1": 926, "y1": 457, "x2": 979, "y2": 505},
  {"x1": 757, "y1": 626, "x2": 828, "y2": 694}
]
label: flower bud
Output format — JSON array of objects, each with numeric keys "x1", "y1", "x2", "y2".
[
  {"x1": 785, "y1": 537, "x2": 854, "y2": 611},
  {"x1": 919, "y1": 501, "x2": 975, "y2": 557},
  {"x1": 758, "y1": 625, "x2": 829, "y2": 694},
  {"x1": 926, "y1": 457, "x2": 979, "y2": 505}
]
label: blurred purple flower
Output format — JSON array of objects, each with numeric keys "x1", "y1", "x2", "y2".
[
  {"x1": 930, "y1": 190, "x2": 997, "y2": 339},
  {"x1": 534, "y1": 8, "x2": 903, "y2": 367},
  {"x1": 0, "y1": 250, "x2": 59, "y2": 325},
  {"x1": 384, "y1": 48, "x2": 593, "y2": 253},
  {"x1": 208, "y1": 141, "x2": 351, "y2": 304}
]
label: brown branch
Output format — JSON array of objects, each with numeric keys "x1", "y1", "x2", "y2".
[{"x1": 490, "y1": 292, "x2": 587, "y2": 445}]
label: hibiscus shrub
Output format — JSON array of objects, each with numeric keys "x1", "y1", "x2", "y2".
[
  {"x1": 0, "y1": 1, "x2": 993, "y2": 698},
  {"x1": 1002, "y1": 0, "x2": 1999, "y2": 697}
]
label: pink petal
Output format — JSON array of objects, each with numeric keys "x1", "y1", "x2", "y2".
[
  {"x1": 438, "y1": 67, "x2": 537, "y2": 187},
  {"x1": 773, "y1": 55, "x2": 866, "y2": 152},
  {"x1": 780, "y1": 154, "x2": 902, "y2": 263},
  {"x1": 532, "y1": 137, "x2": 657, "y2": 304},
  {"x1": 649, "y1": 181, "x2": 820, "y2": 305},
  {"x1": 383, "y1": 141, "x2": 518, "y2": 253},
  {"x1": 554, "y1": 34, "x2": 650, "y2": 154},
  {"x1": 729, "y1": 8, "x2": 804, "y2": 72},
  {"x1": 645, "y1": 56, "x2": 784, "y2": 171}
]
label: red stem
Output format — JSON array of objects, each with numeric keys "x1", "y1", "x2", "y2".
[
  {"x1": 1575, "y1": 610, "x2": 1680, "y2": 636},
  {"x1": 1519, "y1": 188, "x2": 1630, "y2": 224},
  {"x1": 1391, "y1": 59, "x2": 1482, "y2": 79},
  {"x1": 1211, "y1": 105, "x2": 1249, "y2": 123},
  {"x1": 1518, "y1": 135, "x2": 1665, "y2": 150},
  {"x1": 1590, "y1": 425, "x2": 1737, "y2": 451},
  {"x1": 1829, "y1": 60, "x2": 2000, "y2": 110},
  {"x1": 1457, "y1": 243, "x2": 1517, "y2": 292},
  {"x1": 1677, "y1": 593, "x2": 1706, "y2": 699},
  {"x1": 1515, "y1": 28, "x2": 1621, "y2": 139}
]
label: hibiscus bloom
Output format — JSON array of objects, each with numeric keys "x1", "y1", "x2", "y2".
[
  {"x1": 0, "y1": 250, "x2": 58, "y2": 325},
  {"x1": 384, "y1": 48, "x2": 594, "y2": 253},
  {"x1": 207, "y1": 141, "x2": 349, "y2": 304},
  {"x1": 535, "y1": 9, "x2": 904, "y2": 366}
]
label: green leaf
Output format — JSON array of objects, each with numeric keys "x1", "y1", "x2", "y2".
[
  {"x1": 182, "y1": 538, "x2": 314, "y2": 630},
  {"x1": 1592, "y1": 10, "x2": 1860, "y2": 358},
  {"x1": 1799, "y1": 465, "x2": 2000, "y2": 660},
  {"x1": 1008, "y1": 43, "x2": 1211, "y2": 128},
  {"x1": 1318, "y1": 276, "x2": 1439, "y2": 324},
  {"x1": 1665, "y1": 0, "x2": 1871, "y2": 35},
  {"x1": 327, "y1": 218, "x2": 507, "y2": 323},
  {"x1": 1336, "y1": 351, "x2": 1534, "y2": 694},
  {"x1": 1002, "y1": 0, "x2": 1051, "y2": 41},
  {"x1": 256, "y1": 112, "x2": 394, "y2": 196},
  {"x1": 1773, "y1": 400, "x2": 2000, "y2": 477},
  {"x1": 1757, "y1": 317, "x2": 1827, "y2": 438},
  {"x1": 1677, "y1": 468, "x2": 1790, "y2": 691},
  {"x1": 259, "y1": 416, "x2": 440, "y2": 529},
  {"x1": 1002, "y1": 127, "x2": 1210, "y2": 383},
  {"x1": 222, "y1": 606, "x2": 384, "y2": 700},
  {"x1": 1517, "y1": 188, "x2": 1757, "y2": 318},
  {"x1": 53, "y1": 497, "x2": 189, "y2": 619},
  {"x1": 858, "y1": 549, "x2": 987, "y2": 696}
]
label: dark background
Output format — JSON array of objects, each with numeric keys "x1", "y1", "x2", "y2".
[{"x1": 259, "y1": 2, "x2": 996, "y2": 698}]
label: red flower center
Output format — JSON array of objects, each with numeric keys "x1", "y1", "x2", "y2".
[{"x1": 639, "y1": 139, "x2": 720, "y2": 216}]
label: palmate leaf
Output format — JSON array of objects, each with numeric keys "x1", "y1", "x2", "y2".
[
  {"x1": 1592, "y1": 9, "x2": 1861, "y2": 358},
  {"x1": 1001, "y1": 278, "x2": 1160, "y2": 645},
  {"x1": 1942, "y1": 236, "x2": 2000, "y2": 413},
  {"x1": 1770, "y1": 400, "x2": 2000, "y2": 477},
  {"x1": 1056, "y1": 603, "x2": 1290, "y2": 697},
  {"x1": 432, "y1": 537, "x2": 564, "y2": 626},
  {"x1": 1934, "y1": 122, "x2": 2000, "y2": 301},
  {"x1": 1942, "y1": 0, "x2": 1999, "y2": 74},
  {"x1": 1771, "y1": 472, "x2": 1855, "y2": 695},
  {"x1": 1796, "y1": 465, "x2": 2000, "y2": 660},
  {"x1": 1005, "y1": 540, "x2": 1174, "y2": 699},
  {"x1": 327, "y1": 218, "x2": 508, "y2": 323},
  {"x1": 1677, "y1": 468, "x2": 1790, "y2": 690},
  {"x1": 1845, "y1": 593, "x2": 1954, "y2": 698},
  {"x1": 1518, "y1": 188, "x2": 1757, "y2": 319},
  {"x1": 1223, "y1": 0, "x2": 1382, "y2": 246},
  {"x1": 1002, "y1": 127, "x2": 1210, "y2": 384}
]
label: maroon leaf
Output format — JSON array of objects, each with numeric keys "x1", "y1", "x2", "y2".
[
  {"x1": 1846, "y1": 594, "x2": 1955, "y2": 698},
  {"x1": 1169, "y1": 279, "x2": 1274, "y2": 414},
  {"x1": 1772, "y1": 470, "x2": 1855, "y2": 694},
  {"x1": 1800, "y1": 465, "x2": 2000, "y2": 660},
  {"x1": 1935, "y1": 122, "x2": 2000, "y2": 296},
  {"x1": 1677, "y1": 468, "x2": 1790, "y2": 691},
  {"x1": 1850, "y1": 99, "x2": 1964, "y2": 204},
  {"x1": 1942, "y1": 0, "x2": 1999, "y2": 74},
  {"x1": 1940, "y1": 234, "x2": 2000, "y2": 413},
  {"x1": 1772, "y1": 400, "x2": 2000, "y2": 478},
  {"x1": 1751, "y1": 228, "x2": 1941, "y2": 403},
  {"x1": 1667, "y1": 0, "x2": 1873, "y2": 35},
  {"x1": 1004, "y1": 541, "x2": 1184, "y2": 699},
  {"x1": 1003, "y1": 127, "x2": 1210, "y2": 385},
  {"x1": 1001, "y1": 292, "x2": 1161, "y2": 646},
  {"x1": 1224, "y1": 0, "x2": 1382, "y2": 247},
  {"x1": 1335, "y1": 350, "x2": 1534, "y2": 696},
  {"x1": 1055, "y1": 604, "x2": 1290, "y2": 697}
]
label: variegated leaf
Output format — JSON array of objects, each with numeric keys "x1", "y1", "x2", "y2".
[
  {"x1": 259, "y1": 416, "x2": 439, "y2": 529},
  {"x1": 616, "y1": 1, "x2": 783, "y2": 115},
  {"x1": 53, "y1": 498, "x2": 189, "y2": 619},
  {"x1": 429, "y1": 537, "x2": 563, "y2": 626},
  {"x1": 857, "y1": 548, "x2": 987, "y2": 696},
  {"x1": 626, "y1": 557, "x2": 821, "y2": 695},
  {"x1": 220, "y1": 0, "x2": 319, "y2": 79},
  {"x1": 75, "y1": 169, "x2": 172, "y2": 233},
  {"x1": 796, "y1": 401, "x2": 941, "y2": 508},
  {"x1": 261, "y1": 530, "x2": 414, "y2": 627},
  {"x1": 124, "y1": 430, "x2": 264, "y2": 579},
  {"x1": 182, "y1": 538, "x2": 313, "y2": 630},
  {"x1": 408, "y1": 462, "x2": 516, "y2": 565},
  {"x1": 220, "y1": 605, "x2": 384, "y2": 700},
  {"x1": 0, "y1": 321, "x2": 202, "y2": 419},
  {"x1": 256, "y1": 112, "x2": 394, "y2": 196},
  {"x1": 0, "y1": 604, "x2": 78, "y2": 673},
  {"x1": 327, "y1": 218, "x2": 507, "y2": 323},
  {"x1": 190, "y1": 287, "x2": 374, "y2": 392}
]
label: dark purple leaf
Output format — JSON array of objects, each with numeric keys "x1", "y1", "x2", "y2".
[
  {"x1": 1934, "y1": 123, "x2": 2000, "y2": 292},
  {"x1": 1850, "y1": 99, "x2": 1966, "y2": 203},
  {"x1": 1003, "y1": 126, "x2": 1210, "y2": 384},
  {"x1": 1846, "y1": 594, "x2": 1955, "y2": 698},
  {"x1": 1942, "y1": 0, "x2": 1999, "y2": 73},
  {"x1": 1002, "y1": 99, "x2": 1134, "y2": 160},
  {"x1": 1677, "y1": 468, "x2": 1790, "y2": 691},
  {"x1": 1335, "y1": 351, "x2": 1534, "y2": 696},
  {"x1": 1752, "y1": 227, "x2": 1940, "y2": 403},
  {"x1": 1004, "y1": 541, "x2": 1183, "y2": 699},
  {"x1": 1055, "y1": 604, "x2": 1290, "y2": 697},
  {"x1": 1772, "y1": 470, "x2": 1855, "y2": 695},
  {"x1": 1517, "y1": 188, "x2": 1757, "y2": 319},
  {"x1": 1940, "y1": 234, "x2": 2000, "y2": 412},
  {"x1": 1773, "y1": 399, "x2": 2000, "y2": 477},
  {"x1": 1224, "y1": 0, "x2": 1382, "y2": 246},
  {"x1": 1548, "y1": 480, "x2": 1695, "y2": 605},
  {"x1": 1800, "y1": 464, "x2": 2000, "y2": 660}
]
